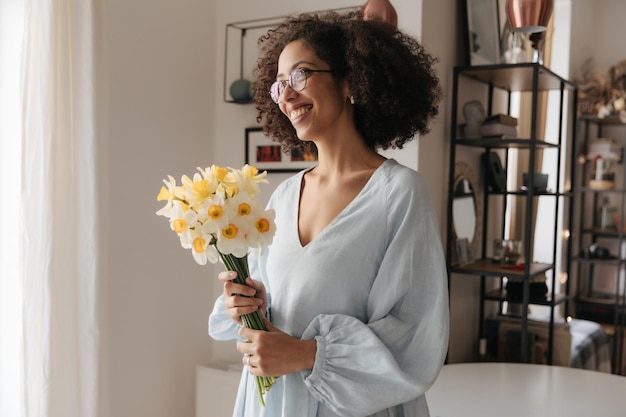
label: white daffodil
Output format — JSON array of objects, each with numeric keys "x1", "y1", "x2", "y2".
[
  {"x1": 197, "y1": 194, "x2": 229, "y2": 234},
  {"x1": 216, "y1": 218, "x2": 251, "y2": 258},
  {"x1": 189, "y1": 226, "x2": 218, "y2": 265},
  {"x1": 254, "y1": 209, "x2": 276, "y2": 247},
  {"x1": 226, "y1": 190, "x2": 262, "y2": 218},
  {"x1": 169, "y1": 201, "x2": 197, "y2": 249}
]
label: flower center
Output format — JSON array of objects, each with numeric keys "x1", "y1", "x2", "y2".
[
  {"x1": 238, "y1": 203, "x2": 252, "y2": 216},
  {"x1": 208, "y1": 205, "x2": 223, "y2": 219},
  {"x1": 222, "y1": 224, "x2": 239, "y2": 239},
  {"x1": 256, "y1": 218, "x2": 270, "y2": 233},
  {"x1": 192, "y1": 237, "x2": 205, "y2": 253},
  {"x1": 172, "y1": 218, "x2": 186, "y2": 233}
]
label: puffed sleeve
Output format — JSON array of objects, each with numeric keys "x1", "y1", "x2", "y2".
[{"x1": 300, "y1": 171, "x2": 449, "y2": 416}]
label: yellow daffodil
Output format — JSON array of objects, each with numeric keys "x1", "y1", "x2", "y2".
[{"x1": 156, "y1": 175, "x2": 181, "y2": 217}]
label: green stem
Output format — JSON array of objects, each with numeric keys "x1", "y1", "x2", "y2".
[{"x1": 217, "y1": 250, "x2": 275, "y2": 406}]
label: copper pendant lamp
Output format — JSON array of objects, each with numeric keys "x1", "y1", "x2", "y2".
[
  {"x1": 361, "y1": 0, "x2": 398, "y2": 28},
  {"x1": 505, "y1": 0, "x2": 554, "y2": 33}
]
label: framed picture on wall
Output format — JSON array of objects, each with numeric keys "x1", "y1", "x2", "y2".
[{"x1": 245, "y1": 127, "x2": 318, "y2": 173}]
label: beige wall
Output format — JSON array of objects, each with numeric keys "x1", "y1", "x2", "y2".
[{"x1": 96, "y1": 1, "x2": 217, "y2": 416}]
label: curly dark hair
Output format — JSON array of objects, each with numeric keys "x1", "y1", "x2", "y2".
[{"x1": 252, "y1": 10, "x2": 441, "y2": 152}]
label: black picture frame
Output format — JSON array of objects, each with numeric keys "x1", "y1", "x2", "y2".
[
  {"x1": 460, "y1": 0, "x2": 502, "y2": 66},
  {"x1": 244, "y1": 127, "x2": 318, "y2": 173}
]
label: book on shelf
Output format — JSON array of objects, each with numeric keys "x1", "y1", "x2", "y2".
[
  {"x1": 479, "y1": 122, "x2": 518, "y2": 138},
  {"x1": 484, "y1": 114, "x2": 518, "y2": 127}
]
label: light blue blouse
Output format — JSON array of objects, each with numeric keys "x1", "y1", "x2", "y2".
[{"x1": 209, "y1": 159, "x2": 449, "y2": 417}]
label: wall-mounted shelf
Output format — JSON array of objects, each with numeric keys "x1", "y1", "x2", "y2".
[{"x1": 223, "y1": 7, "x2": 359, "y2": 104}]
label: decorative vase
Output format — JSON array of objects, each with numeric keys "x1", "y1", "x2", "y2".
[
  {"x1": 361, "y1": 0, "x2": 397, "y2": 28},
  {"x1": 229, "y1": 78, "x2": 253, "y2": 102},
  {"x1": 505, "y1": 0, "x2": 554, "y2": 33}
]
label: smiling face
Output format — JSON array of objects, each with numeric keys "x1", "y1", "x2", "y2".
[{"x1": 276, "y1": 39, "x2": 351, "y2": 141}]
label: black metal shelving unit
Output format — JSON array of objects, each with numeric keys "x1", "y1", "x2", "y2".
[
  {"x1": 445, "y1": 63, "x2": 578, "y2": 364},
  {"x1": 573, "y1": 114, "x2": 626, "y2": 374}
]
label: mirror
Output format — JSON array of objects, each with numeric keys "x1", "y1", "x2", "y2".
[
  {"x1": 453, "y1": 178, "x2": 476, "y2": 242},
  {"x1": 461, "y1": 0, "x2": 502, "y2": 65},
  {"x1": 452, "y1": 162, "x2": 482, "y2": 261}
]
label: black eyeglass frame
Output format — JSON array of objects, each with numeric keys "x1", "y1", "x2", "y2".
[{"x1": 269, "y1": 68, "x2": 334, "y2": 103}]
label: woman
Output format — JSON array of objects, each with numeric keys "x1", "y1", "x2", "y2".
[{"x1": 209, "y1": 11, "x2": 448, "y2": 417}]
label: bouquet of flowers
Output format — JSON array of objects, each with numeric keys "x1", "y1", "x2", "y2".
[{"x1": 156, "y1": 164, "x2": 277, "y2": 406}]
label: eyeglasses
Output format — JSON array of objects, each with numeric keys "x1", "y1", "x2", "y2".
[{"x1": 269, "y1": 68, "x2": 334, "y2": 104}]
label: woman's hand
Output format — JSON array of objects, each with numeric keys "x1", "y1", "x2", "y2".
[
  {"x1": 218, "y1": 271, "x2": 267, "y2": 325},
  {"x1": 237, "y1": 320, "x2": 317, "y2": 377}
]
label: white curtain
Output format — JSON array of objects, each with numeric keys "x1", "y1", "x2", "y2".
[
  {"x1": 0, "y1": 1, "x2": 25, "y2": 416},
  {"x1": 19, "y1": 1, "x2": 99, "y2": 416}
]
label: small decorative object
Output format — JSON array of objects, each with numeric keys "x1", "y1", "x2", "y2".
[
  {"x1": 493, "y1": 239, "x2": 523, "y2": 265},
  {"x1": 482, "y1": 151, "x2": 507, "y2": 192},
  {"x1": 461, "y1": 100, "x2": 486, "y2": 138},
  {"x1": 500, "y1": 20, "x2": 527, "y2": 63},
  {"x1": 576, "y1": 58, "x2": 626, "y2": 121},
  {"x1": 522, "y1": 172, "x2": 548, "y2": 192},
  {"x1": 505, "y1": 0, "x2": 554, "y2": 33},
  {"x1": 596, "y1": 196, "x2": 617, "y2": 230},
  {"x1": 156, "y1": 164, "x2": 277, "y2": 406},
  {"x1": 229, "y1": 78, "x2": 253, "y2": 102},
  {"x1": 580, "y1": 243, "x2": 613, "y2": 260},
  {"x1": 479, "y1": 113, "x2": 519, "y2": 138},
  {"x1": 361, "y1": 0, "x2": 397, "y2": 27},
  {"x1": 506, "y1": 274, "x2": 548, "y2": 299},
  {"x1": 455, "y1": 237, "x2": 473, "y2": 265},
  {"x1": 587, "y1": 138, "x2": 620, "y2": 190}
]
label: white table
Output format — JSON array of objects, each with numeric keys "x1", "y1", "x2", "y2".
[{"x1": 426, "y1": 362, "x2": 626, "y2": 417}]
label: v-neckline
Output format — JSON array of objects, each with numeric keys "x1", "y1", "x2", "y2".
[{"x1": 295, "y1": 159, "x2": 390, "y2": 248}]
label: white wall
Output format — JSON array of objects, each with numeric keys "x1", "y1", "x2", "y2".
[{"x1": 569, "y1": 0, "x2": 626, "y2": 78}]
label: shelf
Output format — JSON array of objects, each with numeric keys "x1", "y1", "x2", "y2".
[
  {"x1": 574, "y1": 114, "x2": 626, "y2": 374},
  {"x1": 581, "y1": 227, "x2": 626, "y2": 237},
  {"x1": 573, "y1": 256, "x2": 626, "y2": 265},
  {"x1": 488, "y1": 189, "x2": 570, "y2": 197},
  {"x1": 447, "y1": 63, "x2": 576, "y2": 366},
  {"x1": 579, "y1": 114, "x2": 626, "y2": 125},
  {"x1": 578, "y1": 294, "x2": 626, "y2": 307},
  {"x1": 455, "y1": 137, "x2": 559, "y2": 149},
  {"x1": 450, "y1": 259, "x2": 553, "y2": 278},
  {"x1": 484, "y1": 288, "x2": 568, "y2": 306},
  {"x1": 578, "y1": 187, "x2": 626, "y2": 194},
  {"x1": 456, "y1": 63, "x2": 576, "y2": 92}
]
